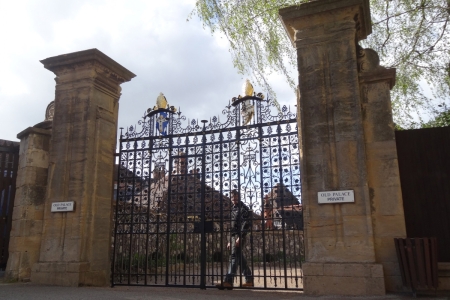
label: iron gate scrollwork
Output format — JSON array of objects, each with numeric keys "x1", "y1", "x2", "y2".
[{"x1": 112, "y1": 93, "x2": 303, "y2": 289}]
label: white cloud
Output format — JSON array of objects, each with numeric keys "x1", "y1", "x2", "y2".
[{"x1": 0, "y1": 0, "x2": 297, "y2": 142}]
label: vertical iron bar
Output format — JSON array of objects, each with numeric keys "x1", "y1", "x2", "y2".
[
  {"x1": 144, "y1": 134, "x2": 154, "y2": 286},
  {"x1": 165, "y1": 145, "x2": 173, "y2": 286},
  {"x1": 258, "y1": 124, "x2": 268, "y2": 288},
  {"x1": 236, "y1": 122, "x2": 242, "y2": 288},
  {"x1": 182, "y1": 145, "x2": 188, "y2": 286},
  {"x1": 180, "y1": 142, "x2": 189, "y2": 286},
  {"x1": 111, "y1": 128, "x2": 124, "y2": 286},
  {"x1": 200, "y1": 121, "x2": 207, "y2": 289},
  {"x1": 268, "y1": 127, "x2": 276, "y2": 286},
  {"x1": 277, "y1": 126, "x2": 288, "y2": 289},
  {"x1": 218, "y1": 131, "x2": 225, "y2": 285},
  {"x1": 127, "y1": 140, "x2": 138, "y2": 284}
]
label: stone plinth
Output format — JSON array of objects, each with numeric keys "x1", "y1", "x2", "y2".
[
  {"x1": 279, "y1": 0, "x2": 405, "y2": 296},
  {"x1": 31, "y1": 49, "x2": 135, "y2": 286},
  {"x1": 303, "y1": 262, "x2": 384, "y2": 296},
  {"x1": 5, "y1": 125, "x2": 51, "y2": 281}
]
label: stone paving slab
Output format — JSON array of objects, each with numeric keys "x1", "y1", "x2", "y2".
[{"x1": 0, "y1": 282, "x2": 448, "y2": 300}]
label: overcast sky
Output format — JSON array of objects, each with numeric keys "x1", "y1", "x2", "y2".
[{"x1": 0, "y1": 0, "x2": 296, "y2": 142}]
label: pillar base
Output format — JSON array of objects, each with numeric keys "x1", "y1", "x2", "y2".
[
  {"x1": 303, "y1": 262, "x2": 385, "y2": 296},
  {"x1": 31, "y1": 262, "x2": 107, "y2": 286}
]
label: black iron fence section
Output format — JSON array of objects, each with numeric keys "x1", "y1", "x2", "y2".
[
  {"x1": 112, "y1": 95, "x2": 303, "y2": 289},
  {"x1": 0, "y1": 139, "x2": 19, "y2": 269}
]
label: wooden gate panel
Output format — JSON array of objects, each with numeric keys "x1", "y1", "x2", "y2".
[{"x1": 395, "y1": 127, "x2": 450, "y2": 262}]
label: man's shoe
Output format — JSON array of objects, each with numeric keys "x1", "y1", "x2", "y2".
[
  {"x1": 216, "y1": 282, "x2": 233, "y2": 290},
  {"x1": 241, "y1": 282, "x2": 254, "y2": 288}
]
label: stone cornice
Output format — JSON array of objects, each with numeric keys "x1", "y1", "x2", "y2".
[
  {"x1": 359, "y1": 68, "x2": 396, "y2": 89},
  {"x1": 17, "y1": 126, "x2": 52, "y2": 140},
  {"x1": 279, "y1": 0, "x2": 371, "y2": 45},
  {"x1": 0, "y1": 139, "x2": 19, "y2": 147},
  {"x1": 40, "y1": 49, "x2": 136, "y2": 84}
]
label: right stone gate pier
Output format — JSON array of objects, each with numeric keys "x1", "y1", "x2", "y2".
[{"x1": 279, "y1": 0, "x2": 406, "y2": 296}]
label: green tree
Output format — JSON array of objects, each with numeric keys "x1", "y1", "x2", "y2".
[
  {"x1": 191, "y1": 0, "x2": 450, "y2": 128},
  {"x1": 422, "y1": 104, "x2": 450, "y2": 127}
]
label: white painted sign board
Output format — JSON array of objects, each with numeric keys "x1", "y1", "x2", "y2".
[
  {"x1": 51, "y1": 201, "x2": 75, "y2": 212},
  {"x1": 318, "y1": 190, "x2": 354, "y2": 204}
]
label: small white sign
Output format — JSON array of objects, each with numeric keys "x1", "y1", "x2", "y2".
[
  {"x1": 318, "y1": 190, "x2": 354, "y2": 204},
  {"x1": 51, "y1": 201, "x2": 75, "y2": 212}
]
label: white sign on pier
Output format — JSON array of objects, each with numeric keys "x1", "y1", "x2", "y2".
[
  {"x1": 51, "y1": 201, "x2": 75, "y2": 212},
  {"x1": 318, "y1": 190, "x2": 354, "y2": 204}
]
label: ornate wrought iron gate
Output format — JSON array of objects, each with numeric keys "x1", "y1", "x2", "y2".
[
  {"x1": 0, "y1": 140, "x2": 19, "y2": 269},
  {"x1": 112, "y1": 94, "x2": 303, "y2": 289}
]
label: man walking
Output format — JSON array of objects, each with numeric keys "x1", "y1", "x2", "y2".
[{"x1": 217, "y1": 189, "x2": 253, "y2": 289}]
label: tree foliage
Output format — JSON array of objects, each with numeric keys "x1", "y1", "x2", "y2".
[
  {"x1": 191, "y1": 0, "x2": 450, "y2": 128},
  {"x1": 422, "y1": 104, "x2": 450, "y2": 127}
]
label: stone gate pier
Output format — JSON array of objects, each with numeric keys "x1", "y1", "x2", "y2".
[
  {"x1": 279, "y1": 0, "x2": 406, "y2": 296},
  {"x1": 31, "y1": 49, "x2": 135, "y2": 286},
  {"x1": 6, "y1": 49, "x2": 135, "y2": 286}
]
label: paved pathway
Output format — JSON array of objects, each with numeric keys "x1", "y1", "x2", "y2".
[
  {"x1": 0, "y1": 282, "x2": 448, "y2": 300},
  {"x1": 0, "y1": 271, "x2": 448, "y2": 300}
]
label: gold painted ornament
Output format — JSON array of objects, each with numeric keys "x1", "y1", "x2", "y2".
[{"x1": 156, "y1": 92, "x2": 168, "y2": 109}]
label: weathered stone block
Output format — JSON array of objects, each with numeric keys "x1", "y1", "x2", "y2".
[
  {"x1": 370, "y1": 186, "x2": 403, "y2": 216},
  {"x1": 323, "y1": 263, "x2": 371, "y2": 277},
  {"x1": 366, "y1": 276, "x2": 386, "y2": 295},
  {"x1": 366, "y1": 140, "x2": 399, "y2": 161},
  {"x1": 6, "y1": 252, "x2": 20, "y2": 274},
  {"x1": 302, "y1": 262, "x2": 324, "y2": 276},
  {"x1": 307, "y1": 223, "x2": 336, "y2": 238},
  {"x1": 34, "y1": 208, "x2": 44, "y2": 220},
  {"x1": 366, "y1": 158, "x2": 401, "y2": 188},
  {"x1": 342, "y1": 215, "x2": 371, "y2": 237},
  {"x1": 20, "y1": 185, "x2": 46, "y2": 206},
  {"x1": 306, "y1": 275, "x2": 367, "y2": 295},
  {"x1": 372, "y1": 215, "x2": 406, "y2": 237}
]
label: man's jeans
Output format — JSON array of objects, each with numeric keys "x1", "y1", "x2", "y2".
[{"x1": 224, "y1": 235, "x2": 253, "y2": 284}]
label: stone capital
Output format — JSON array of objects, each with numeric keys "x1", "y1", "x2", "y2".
[
  {"x1": 279, "y1": 0, "x2": 371, "y2": 45},
  {"x1": 17, "y1": 126, "x2": 52, "y2": 140},
  {"x1": 40, "y1": 49, "x2": 136, "y2": 98}
]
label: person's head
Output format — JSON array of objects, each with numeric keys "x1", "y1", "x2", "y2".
[{"x1": 231, "y1": 189, "x2": 239, "y2": 205}]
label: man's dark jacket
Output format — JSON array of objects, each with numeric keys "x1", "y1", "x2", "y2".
[{"x1": 230, "y1": 201, "x2": 251, "y2": 237}]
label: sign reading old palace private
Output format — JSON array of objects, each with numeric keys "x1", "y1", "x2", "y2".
[
  {"x1": 318, "y1": 190, "x2": 354, "y2": 204},
  {"x1": 51, "y1": 201, "x2": 75, "y2": 212}
]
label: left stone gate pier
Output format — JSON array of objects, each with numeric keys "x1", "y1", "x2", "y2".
[{"x1": 8, "y1": 49, "x2": 135, "y2": 286}]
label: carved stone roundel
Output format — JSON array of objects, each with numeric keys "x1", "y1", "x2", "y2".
[{"x1": 45, "y1": 101, "x2": 55, "y2": 121}]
